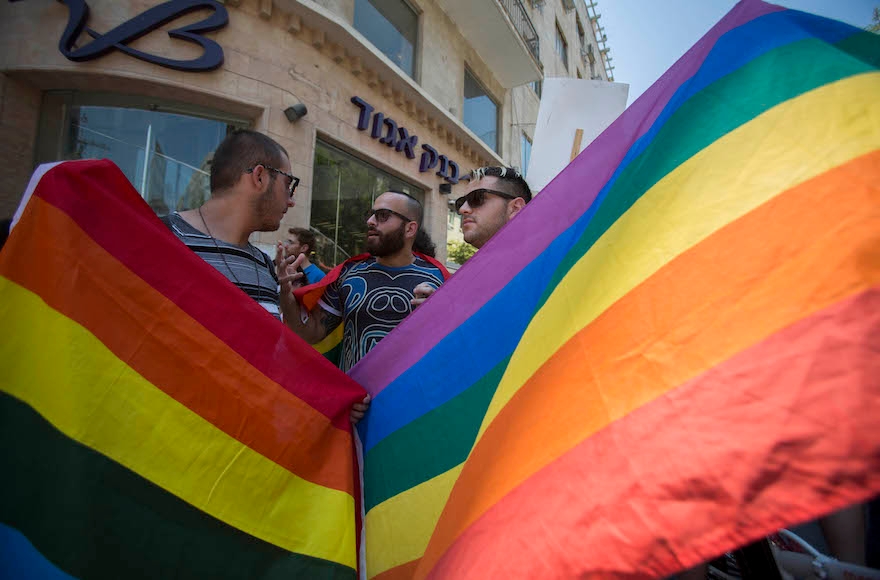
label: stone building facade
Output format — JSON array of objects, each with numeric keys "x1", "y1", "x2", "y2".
[{"x1": 0, "y1": 0, "x2": 612, "y2": 265}]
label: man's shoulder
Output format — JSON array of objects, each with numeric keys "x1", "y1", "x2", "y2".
[
  {"x1": 338, "y1": 255, "x2": 378, "y2": 277},
  {"x1": 412, "y1": 256, "x2": 447, "y2": 279},
  {"x1": 161, "y1": 211, "x2": 202, "y2": 239}
]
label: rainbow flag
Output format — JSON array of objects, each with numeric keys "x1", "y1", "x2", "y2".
[
  {"x1": 352, "y1": 2, "x2": 880, "y2": 578},
  {"x1": 0, "y1": 160, "x2": 365, "y2": 578}
]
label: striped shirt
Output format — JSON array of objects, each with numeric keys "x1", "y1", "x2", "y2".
[{"x1": 161, "y1": 212, "x2": 281, "y2": 319}]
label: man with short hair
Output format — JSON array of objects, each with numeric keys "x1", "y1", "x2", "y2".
[
  {"x1": 455, "y1": 166, "x2": 532, "y2": 249},
  {"x1": 280, "y1": 190, "x2": 449, "y2": 373},
  {"x1": 282, "y1": 227, "x2": 326, "y2": 284},
  {"x1": 409, "y1": 166, "x2": 532, "y2": 308},
  {"x1": 162, "y1": 129, "x2": 300, "y2": 320}
]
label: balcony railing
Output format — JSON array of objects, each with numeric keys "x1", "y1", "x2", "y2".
[{"x1": 499, "y1": 0, "x2": 540, "y2": 64}]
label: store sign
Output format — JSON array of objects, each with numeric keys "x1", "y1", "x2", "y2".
[
  {"x1": 8, "y1": 0, "x2": 228, "y2": 72},
  {"x1": 351, "y1": 96, "x2": 461, "y2": 184}
]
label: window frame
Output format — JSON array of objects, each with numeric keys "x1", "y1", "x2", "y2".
[
  {"x1": 530, "y1": 79, "x2": 543, "y2": 99},
  {"x1": 462, "y1": 66, "x2": 501, "y2": 154},
  {"x1": 36, "y1": 90, "x2": 249, "y2": 164},
  {"x1": 353, "y1": 0, "x2": 421, "y2": 81},
  {"x1": 520, "y1": 132, "x2": 533, "y2": 176},
  {"x1": 555, "y1": 21, "x2": 568, "y2": 70}
]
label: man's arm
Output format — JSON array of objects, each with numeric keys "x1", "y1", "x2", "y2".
[{"x1": 276, "y1": 247, "x2": 340, "y2": 344}]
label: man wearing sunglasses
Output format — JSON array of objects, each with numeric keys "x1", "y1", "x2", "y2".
[
  {"x1": 456, "y1": 166, "x2": 532, "y2": 249},
  {"x1": 279, "y1": 191, "x2": 449, "y2": 374},
  {"x1": 162, "y1": 130, "x2": 302, "y2": 320},
  {"x1": 409, "y1": 167, "x2": 532, "y2": 308}
]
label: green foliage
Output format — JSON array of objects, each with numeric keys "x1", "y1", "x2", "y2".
[{"x1": 447, "y1": 240, "x2": 476, "y2": 265}]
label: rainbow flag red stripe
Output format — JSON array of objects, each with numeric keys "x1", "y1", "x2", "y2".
[
  {"x1": 0, "y1": 160, "x2": 364, "y2": 578},
  {"x1": 350, "y1": 2, "x2": 880, "y2": 578}
]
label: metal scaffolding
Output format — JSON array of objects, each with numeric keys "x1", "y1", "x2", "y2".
[{"x1": 584, "y1": 0, "x2": 614, "y2": 81}]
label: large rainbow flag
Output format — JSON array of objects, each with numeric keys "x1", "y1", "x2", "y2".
[
  {"x1": 2, "y1": 2, "x2": 879, "y2": 579},
  {"x1": 352, "y1": 2, "x2": 880, "y2": 578},
  {"x1": 0, "y1": 160, "x2": 365, "y2": 578}
]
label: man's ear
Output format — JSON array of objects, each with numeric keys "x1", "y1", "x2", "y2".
[
  {"x1": 508, "y1": 197, "x2": 527, "y2": 219},
  {"x1": 406, "y1": 221, "x2": 419, "y2": 239},
  {"x1": 302, "y1": 244, "x2": 311, "y2": 255},
  {"x1": 245, "y1": 165, "x2": 266, "y2": 191}
]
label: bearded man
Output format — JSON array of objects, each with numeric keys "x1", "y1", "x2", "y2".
[{"x1": 280, "y1": 190, "x2": 448, "y2": 373}]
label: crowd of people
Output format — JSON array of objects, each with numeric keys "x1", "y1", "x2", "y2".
[{"x1": 161, "y1": 129, "x2": 533, "y2": 422}]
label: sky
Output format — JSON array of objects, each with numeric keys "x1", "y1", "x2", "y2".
[{"x1": 596, "y1": 0, "x2": 878, "y2": 105}]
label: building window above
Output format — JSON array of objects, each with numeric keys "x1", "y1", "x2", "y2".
[
  {"x1": 530, "y1": 79, "x2": 542, "y2": 99},
  {"x1": 354, "y1": 0, "x2": 418, "y2": 79},
  {"x1": 520, "y1": 132, "x2": 532, "y2": 176},
  {"x1": 555, "y1": 21, "x2": 568, "y2": 70},
  {"x1": 464, "y1": 68, "x2": 499, "y2": 153},
  {"x1": 577, "y1": 16, "x2": 585, "y2": 48}
]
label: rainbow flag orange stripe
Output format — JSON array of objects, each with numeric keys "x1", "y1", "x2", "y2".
[
  {"x1": 350, "y1": 2, "x2": 880, "y2": 578},
  {"x1": 0, "y1": 160, "x2": 364, "y2": 578}
]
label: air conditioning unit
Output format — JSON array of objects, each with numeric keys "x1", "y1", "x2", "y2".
[{"x1": 561, "y1": 0, "x2": 575, "y2": 11}]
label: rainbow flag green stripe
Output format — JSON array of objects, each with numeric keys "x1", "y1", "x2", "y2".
[{"x1": 0, "y1": 392, "x2": 355, "y2": 580}]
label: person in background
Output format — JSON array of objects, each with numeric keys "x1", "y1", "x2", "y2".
[
  {"x1": 412, "y1": 227, "x2": 437, "y2": 258},
  {"x1": 282, "y1": 227, "x2": 326, "y2": 284}
]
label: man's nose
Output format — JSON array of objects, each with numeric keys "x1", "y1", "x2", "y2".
[{"x1": 458, "y1": 202, "x2": 472, "y2": 215}]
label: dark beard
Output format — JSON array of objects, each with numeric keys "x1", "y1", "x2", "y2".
[{"x1": 366, "y1": 221, "x2": 406, "y2": 256}]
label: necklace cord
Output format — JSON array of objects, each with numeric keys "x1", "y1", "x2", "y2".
[{"x1": 197, "y1": 207, "x2": 264, "y2": 305}]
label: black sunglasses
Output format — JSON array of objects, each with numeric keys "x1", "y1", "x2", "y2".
[
  {"x1": 366, "y1": 207, "x2": 415, "y2": 223},
  {"x1": 454, "y1": 188, "x2": 517, "y2": 212},
  {"x1": 246, "y1": 164, "x2": 300, "y2": 198}
]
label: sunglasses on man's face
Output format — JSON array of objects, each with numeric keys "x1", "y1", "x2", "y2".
[
  {"x1": 366, "y1": 208, "x2": 415, "y2": 224},
  {"x1": 454, "y1": 188, "x2": 517, "y2": 212}
]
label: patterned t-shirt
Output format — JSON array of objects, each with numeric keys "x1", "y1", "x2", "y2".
[
  {"x1": 319, "y1": 256, "x2": 445, "y2": 372},
  {"x1": 161, "y1": 212, "x2": 281, "y2": 319}
]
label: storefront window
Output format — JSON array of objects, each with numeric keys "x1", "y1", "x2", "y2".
[
  {"x1": 312, "y1": 140, "x2": 423, "y2": 267},
  {"x1": 62, "y1": 107, "x2": 233, "y2": 214},
  {"x1": 37, "y1": 92, "x2": 246, "y2": 216},
  {"x1": 354, "y1": 0, "x2": 418, "y2": 79},
  {"x1": 464, "y1": 68, "x2": 498, "y2": 153}
]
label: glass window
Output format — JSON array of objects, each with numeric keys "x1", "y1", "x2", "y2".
[
  {"x1": 463, "y1": 69, "x2": 499, "y2": 153},
  {"x1": 59, "y1": 105, "x2": 236, "y2": 215},
  {"x1": 354, "y1": 0, "x2": 418, "y2": 79},
  {"x1": 555, "y1": 22, "x2": 568, "y2": 69},
  {"x1": 312, "y1": 140, "x2": 423, "y2": 267},
  {"x1": 530, "y1": 79, "x2": 542, "y2": 99},
  {"x1": 577, "y1": 16, "x2": 585, "y2": 47},
  {"x1": 521, "y1": 133, "x2": 532, "y2": 176}
]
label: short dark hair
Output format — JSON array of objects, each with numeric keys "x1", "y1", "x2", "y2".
[
  {"x1": 287, "y1": 227, "x2": 316, "y2": 253},
  {"x1": 470, "y1": 166, "x2": 532, "y2": 203},
  {"x1": 385, "y1": 189, "x2": 424, "y2": 225},
  {"x1": 210, "y1": 130, "x2": 289, "y2": 193}
]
